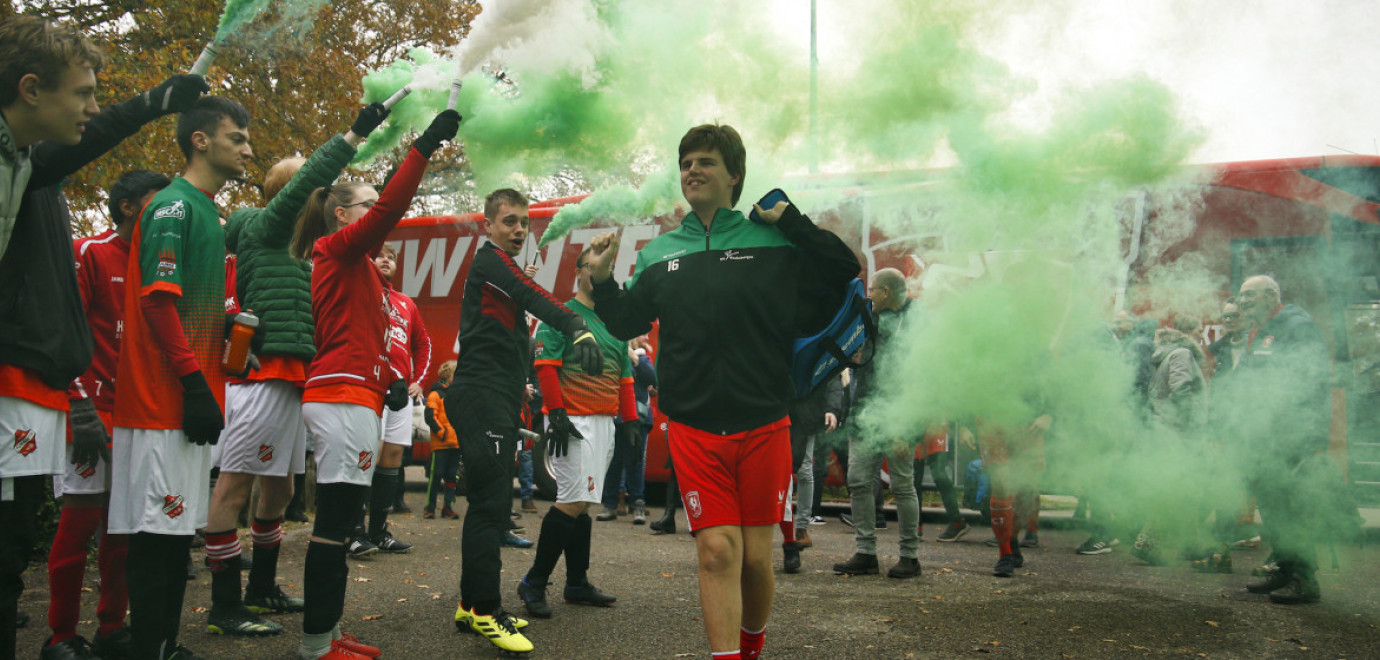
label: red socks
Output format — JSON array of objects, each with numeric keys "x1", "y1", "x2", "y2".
[
  {"x1": 741, "y1": 626, "x2": 765, "y2": 659},
  {"x1": 96, "y1": 531, "x2": 130, "y2": 635},
  {"x1": 711, "y1": 652, "x2": 742, "y2": 660},
  {"x1": 204, "y1": 529, "x2": 241, "y2": 572},
  {"x1": 47, "y1": 506, "x2": 104, "y2": 643},
  {"x1": 990, "y1": 497, "x2": 1014, "y2": 556}
]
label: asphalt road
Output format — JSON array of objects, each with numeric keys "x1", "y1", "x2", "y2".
[{"x1": 16, "y1": 474, "x2": 1380, "y2": 659}]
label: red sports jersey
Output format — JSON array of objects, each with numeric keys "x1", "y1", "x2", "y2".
[
  {"x1": 70, "y1": 229, "x2": 129, "y2": 411},
  {"x1": 386, "y1": 287, "x2": 431, "y2": 387},
  {"x1": 304, "y1": 148, "x2": 428, "y2": 404}
]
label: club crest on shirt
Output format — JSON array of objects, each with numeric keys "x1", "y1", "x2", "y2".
[
  {"x1": 163, "y1": 494, "x2": 185, "y2": 519},
  {"x1": 1262, "y1": 336, "x2": 1274, "y2": 348},
  {"x1": 156, "y1": 248, "x2": 177, "y2": 278},
  {"x1": 685, "y1": 490, "x2": 702, "y2": 519},
  {"x1": 358, "y1": 450, "x2": 374, "y2": 471},
  {"x1": 76, "y1": 460, "x2": 97, "y2": 479},
  {"x1": 12, "y1": 429, "x2": 36, "y2": 457},
  {"x1": 258, "y1": 444, "x2": 274, "y2": 463}
]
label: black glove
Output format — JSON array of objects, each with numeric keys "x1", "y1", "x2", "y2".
[
  {"x1": 142, "y1": 74, "x2": 210, "y2": 118},
  {"x1": 567, "y1": 320, "x2": 605, "y2": 376},
  {"x1": 385, "y1": 379, "x2": 409, "y2": 411},
  {"x1": 68, "y1": 398, "x2": 110, "y2": 468},
  {"x1": 618, "y1": 420, "x2": 643, "y2": 464},
  {"x1": 351, "y1": 102, "x2": 390, "y2": 137},
  {"x1": 545, "y1": 408, "x2": 584, "y2": 459},
  {"x1": 413, "y1": 109, "x2": 461, "y2": 158},
  {"x1": 179, "y1": 371, "x2": 223, "y2": 446}
]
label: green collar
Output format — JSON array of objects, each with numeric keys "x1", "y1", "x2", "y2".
[{"x1": 682, "y1": 207, "x2": 745, "y2": 234}]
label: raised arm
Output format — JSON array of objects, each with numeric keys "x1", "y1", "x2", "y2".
[
  {"x1": 330, "y1": 110, "x2": 458, "y2": 260},
  {"x1": 29, "y1": 75, "x2": 208, "y2": 189}
]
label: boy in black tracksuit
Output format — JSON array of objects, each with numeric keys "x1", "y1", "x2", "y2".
[
  {"x1": 585, "y1": 124, "x2": 859, "y2": 660},
  {"x1": 444, "y1": 188, "x2": 603, "y2": 654}
]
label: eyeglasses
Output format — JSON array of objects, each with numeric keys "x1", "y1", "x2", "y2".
[{"x1": 342, "y1": 200, "x2": 375, "y2": 210}]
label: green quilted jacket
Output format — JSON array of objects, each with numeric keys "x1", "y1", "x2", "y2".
[{"x1": 224, "y1": 134, "x2": 356, "y2": 360}]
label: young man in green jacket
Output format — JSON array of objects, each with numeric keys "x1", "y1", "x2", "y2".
[{"x1": 585, "y1": 124, "x2": 860, "y2": 660}]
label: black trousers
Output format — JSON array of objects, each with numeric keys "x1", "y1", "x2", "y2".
[
  {"x1": 448, "y1": 386, "x2": 520, "y2": 615},
  {"x1": 0, "y1": 475, "x2": 43, "y2": 660}
]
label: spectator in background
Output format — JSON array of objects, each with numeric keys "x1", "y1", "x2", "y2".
[
  {"x1": 424, "y1": 360, "x2": 461, "y2": 519},
  {"x1": 922, "y1": 423, "x2": 969, "y2": 543},
  {"x1": 1234, "y1": 275, "x2": 1336, "y2": 604},
  {"x1": 1130, "y1": 324, "x2": 1207, "y2": 566},
  {"x1": 783, "y1": 371, "x2": 844, "y2": 572},
  {"x1": 1076, "y1": 309, "x2": 1154, "y2": 556},
  {"x1": 598, "y1": 334, "x2": 656, "y2": 524},
  {"x1": 833, "y1": 268, "x2": 922, "y2": 580},
  {"x1": 1203, "y1": 299, "x2": 1257, "y2": 553}
]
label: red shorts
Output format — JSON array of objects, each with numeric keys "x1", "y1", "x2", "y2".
[{"x1": 668, "y1": 416, "x2": 792, "y2": 533}]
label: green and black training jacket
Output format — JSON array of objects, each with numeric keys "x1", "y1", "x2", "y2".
[{"x1": 592, "y1": 205, "x2": 859, "y2": 435}]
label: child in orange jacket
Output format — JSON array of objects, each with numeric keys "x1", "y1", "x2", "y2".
[{"x1": 425, "y1": 360, "x2": 461, "y2": 518}]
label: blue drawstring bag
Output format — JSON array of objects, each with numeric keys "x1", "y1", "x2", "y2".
[{"x1": 791, "y1": 278, "x2": 875, "y2": 398}]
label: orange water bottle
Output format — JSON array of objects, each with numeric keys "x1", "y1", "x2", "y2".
[{"x1": 223, "y1": 311, "x2": 259, "y2": 375}]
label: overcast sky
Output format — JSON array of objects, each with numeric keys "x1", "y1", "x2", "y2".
[{"x1": 782, "y1": 0, "x2": 1378, "y2": 165}]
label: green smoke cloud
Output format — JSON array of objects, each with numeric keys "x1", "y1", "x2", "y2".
[
  {"x1": 372, "y1": 0, "x2": 1362, "y2": 566},
  {"x1": 212, "y1": 0, "x2": 272, "y2": 44},
  {"x1": 355, "y1": 48, "x2": 453, "y2": 165}
]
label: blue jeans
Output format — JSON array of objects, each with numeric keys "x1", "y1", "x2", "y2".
[
  {"x1": 602, "y1": 422, "x2": 648, "y2": 506},
  {"x1": 517, "y1": 448, "x2": 534, "y2": 499}
]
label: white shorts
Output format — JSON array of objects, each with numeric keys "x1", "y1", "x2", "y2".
[
  {"x1": 303, "y1": 402, "x2": 380, "y2": 486},
  {"x1": 53, "y1": 442, "x2": 110, "y2": 497},
  {"x1": 551, "y1": 415, "x2": 615, "y2": 505},
  {"x1": 0, "y1": 396, "x2": 66, "y2": 478},
  {"x1": 380, "y1": 399, "x2": 413, "y2": 447},
  {"x1": 219, "y1": 380, "x2": 309, "y2": 476},
  {"x1": 108, "y1": 427, "x2": 212, "y2": 535}
]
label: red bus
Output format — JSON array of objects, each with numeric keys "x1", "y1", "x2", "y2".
[{"x1": 391, "y1": 155, "x2": 1380, "y2": 503}]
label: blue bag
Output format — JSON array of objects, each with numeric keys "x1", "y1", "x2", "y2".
[
  {"x1": 962, "y1": 459, "x2": 990, "y2": 512},
  {"x1": 790, "y1": 278, "x2": 875, "y2": 398}
]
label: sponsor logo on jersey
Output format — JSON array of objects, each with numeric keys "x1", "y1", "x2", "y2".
[
  {"x1": 358, "y1": 450, "x2": 374, "y2": 471},
  {"x1": 588, "y1": 476, "x2": 595, "y2": 492},
  {"x1": 485, "y1": 430, "x2": 504, "y2": 440},
  {"x1": 152, "y1": 200, "x2": 186, "y2": 221},
  {"x1": 156, "y1": 248, "x2": 177, "y2": 278},
  {"x1": 258, "y1": 444, "x2": 274, "y2": 463},
  {"x1": 720, "y1": 249, "x2": 753, "y2": 262},
  {"x1": 163, "y1": 494, "x2": 185, "y2": 519},
  {"x1": 12, "y1": 429, "x2": 36, "y2": 457},
  {"x1": 685, "y1": 490, "x2": 702, "y2": 519}
]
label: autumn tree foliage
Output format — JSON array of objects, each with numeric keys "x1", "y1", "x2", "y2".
[{"x1": 2, "y1": 0, "x2": 480, "y2": 235}]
